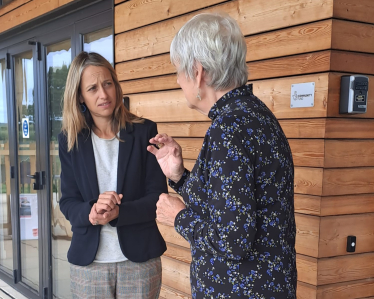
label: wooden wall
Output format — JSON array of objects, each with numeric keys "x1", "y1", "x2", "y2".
[
  {"x1": 0, "y1": 0, "x2": 75, "y2": 35},
  {"x1": 114, "y1": 0, "x2": 374, "y2": 298}
]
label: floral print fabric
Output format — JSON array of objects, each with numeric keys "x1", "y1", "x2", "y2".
[{"x1": 170, "y1": 85, "x2": 297, "y2": 298}]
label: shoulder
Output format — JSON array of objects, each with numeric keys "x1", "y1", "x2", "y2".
[{"x1": 124, "y1": 118, "x2": 158, "y2": 137}]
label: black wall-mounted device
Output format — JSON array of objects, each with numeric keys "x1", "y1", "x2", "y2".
[{"x1": 340, "y1": 75, "x2": 368, "y2": 114}]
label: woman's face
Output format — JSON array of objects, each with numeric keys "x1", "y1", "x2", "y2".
[{"x1": 80, "y1": 65, "x2": 117, "y2": 121}]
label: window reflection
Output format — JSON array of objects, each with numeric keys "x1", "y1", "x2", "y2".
[
  {"x1": 0, "y1": 58, "x2": 13, "y2": 275},
  {"x1": 46, "y1": 39, "x2": 72, "y2": 299},
  {"x1": 83, "y1": 27, "x2": 113, "y2": 65}
]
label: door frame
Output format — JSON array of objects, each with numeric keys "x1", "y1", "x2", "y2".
[{"x1": 0, "y1": 1, "x2": 113, "y2": 298}]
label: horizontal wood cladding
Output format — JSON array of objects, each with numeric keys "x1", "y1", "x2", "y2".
[
  {"x1": 316, "y1": 278, "x2": 374, "y2": 299},
  {"x1": 115, "y1": 0, "x2": 335, "y2": 35},
  {"x1": 115, "y1": 0, "x2": 227, "y2": 34},
  {"x1": 298, "y1": 279, "x2": 374, "y2": 299},
  {"x1": 296, "y1": 213, "x2": 374, "y2": 258},
  {"x1": 334, "y1": 0, "x2": 374, "y2": 24},
  {"x1": 161, "y1": 256, "x2": 191, "y2": 295},
  {"x1": 298, "y1": 253, "x2": 374, "y2": 286},
  {"x1": 157, "y1": 119, "x2": 374, "y2": 140},
  {"x1": 160, "y1": 285, "x2": 191, "y2": 299},
  {"x1": 127, "y1": 72, "x2": 374, "y2": 120},
  {"x1": 0, "y1": 0, "x2": 31, "y2": 17},
  {"x1": 128, "y1": 73, "x2": 330, "y2": 121},
  {"x1": 117, "y1": 50, "x2": 374, "y2": 87},
  {"x1": 0, "y1": 0, "x2": 75, "y2": 34},
  {"x1": 115, "y1": 18, "x2": 332, "y2": 63},
  {"x1": 115, "y1": 16, "x2": 374, "y2": 64}
]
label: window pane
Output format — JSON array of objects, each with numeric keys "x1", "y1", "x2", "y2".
[
  {"x1": 46, "y1": 39, "x2": 72, "y2": 299},
  {"x1": 83, "y1": 27, "x2": 113, "y2": 65},
  {"x1": 14, "y1": 51, "x2": 39, "y2": 291},
  {"x1": 0, "y1": 58, "x2": 13, "y2": 275}
]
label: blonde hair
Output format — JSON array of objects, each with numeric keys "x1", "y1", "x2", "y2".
[{"x1": 62, "y1": 52, "x2": 143, "y2": 151}]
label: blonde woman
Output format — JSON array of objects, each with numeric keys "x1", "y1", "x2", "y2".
[{"x1": 59, "y1": 52, "x2": 167, "y2": 299}]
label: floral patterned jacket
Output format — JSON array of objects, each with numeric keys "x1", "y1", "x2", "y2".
[{"x1": 170, "y1": 85, "x2": 297, "y2": 299}]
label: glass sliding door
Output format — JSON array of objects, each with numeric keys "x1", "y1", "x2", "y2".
[
  {"x1": 13, "y1": 50, "x2": 39, "y2": 292},
  {"x1": 0, "y1": 58, "x2": 13, "y2": 275},
  {"x1": 46, "y1": 39, "x2": 72, "y2": 299}
]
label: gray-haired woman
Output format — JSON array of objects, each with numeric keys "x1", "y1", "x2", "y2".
[{"x1": 148, "y1": 13, "x2": 297, "y2": 298}]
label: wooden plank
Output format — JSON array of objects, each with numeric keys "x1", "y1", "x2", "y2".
[
  {"x1": 297, "y1": 254, "x2": 318, "y2": 285},
  {"x1": 294, "y1": 167, "x2": 323, "y2": 196},
  {"x1": 157, "y1": 119, "x2": 326, "y2": 139},
  {"x1": 157, "y1": 222, "x2": 190, "y2": 249},
  {"x1": 114, "y1": 0, "x2": 127, "y2": 4},
  {"x1": 325, "y1": 119, "x2": 374, "y2": 139},
  {"x1": 320, "y1": 194, "x2": 374, "y2": 216},
  {"x1": 115, "y1": 16, "x2": 332, "y2": 62},
  {"x1": 318, "y1": 252, "x2": 374, "y2": 285},
  {"x1": 316, "y1": 278, "x2": 374, "y2": 299},
  {"x1": 120, "y1": 74, "x2": 178, "y2": 94},
  {"x1": 328, "y1": 73, "x2": 374, "y2": 118},
  {"x1": 280, "y1": 119, "x2": 326, "y2": 139},
  {"x1": 297, "y1": 281, "x2": 317, "y2": 299},
  {"x1": 116, "y1": 53, "x2": 173, "y2": 81},
  {"x1": 117, "y1": 51, "x2": 332, "y2": 82},
  {"x1": 319, "y1": 213, "x2": 374, "y2": 257},
  {"x1": 0, "y1": 0, "x2": 75, "y2": 34},
  {"x1": 325, "y1": 140, "x2": 374, "y2": 168},
  {"x1": 323, "y1": 168, "x2": 374, "y2": 196},
  {"x1": 289, "y1": 139, "x2": 325, "y2": 168},
  {"x1": 115, "y1": 0, "x2": 227, "y2": 33},
  {"x1": 0, "y1": 0, "x2": 30, "y2": 17},
  {"x1": 332, "y1": 19, "x2": 374, "y2": 55},
  {"x1": 295, "y1": 213, "x2": 320, "y2": 258},
  {"x1": 129, "y1": 90, "x2": 210, "y2": 122},
  {"x1": 129, "y1": 73, "x2": 329, "y2": 122},
  {"x1": 160, "y1": 285, "x2": 192, "y2": 299},
  {"x1": 164, "y1": 243, "x2": 192, "y2": 264},
  {"x1": 174, "y1": 138, "x2": 202, "y2": 160},
  {"x1": 245, "y1": 20, "x2": 332, "y2": 62},
  {"x1": 331, "y1": 50, "x2": 374, "y2": 75},
  {"x1": 157, "y1": 122, "x2": 210, "y2": 138},
  {"x1": 294, "y1": 194, "x2": 321, "y2": 216},
  {"x1": 161, "y1": 256, "x2": 191, "y2": 295},
  {"x1": 333, "y1": 0, "x2": 374, "y2": 25}
]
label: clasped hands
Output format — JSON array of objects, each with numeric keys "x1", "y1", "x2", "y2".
[{"x1": 89, "y1": 191, "x2": 123, "y2": 226}]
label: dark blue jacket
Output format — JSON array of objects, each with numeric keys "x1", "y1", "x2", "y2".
[{"x1": 58, "y1": 119, "x2": 167, "y2": 266}]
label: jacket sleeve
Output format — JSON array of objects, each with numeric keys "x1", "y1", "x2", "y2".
[
  {"x1": 111, "y1": 121, "x2": 168, "y2": 227},
  {"x1": 58, "y1": 133, "x2": 92, "y2": 228},
  {"x1": 174, "y1": 123, "x2": 257, "y2": 261}
]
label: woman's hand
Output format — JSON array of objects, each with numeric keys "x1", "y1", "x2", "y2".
[
  {"x1": 156, "y1": 193, "x2": 186, "y2": 226},
  {"x1": 96, "y1": 191, "x2": 123, "y2": 214},
  {"x1": 147, "y1": 133, "x2": 185, "y2": 183},
  {"x1": 89, "y1": 203, "x2": 119, "y2": 226}
]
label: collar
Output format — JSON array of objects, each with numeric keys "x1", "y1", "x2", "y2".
[{"x1": 208, "y1": 84, "x2": 253, "y2": 121}]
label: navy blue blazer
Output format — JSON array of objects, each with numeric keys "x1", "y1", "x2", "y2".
[{"x1": 58, "y1": 119, "x2": 167, "y2": 266}]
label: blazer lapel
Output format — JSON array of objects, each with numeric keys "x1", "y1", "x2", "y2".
[
  {"x1": 79, "y1": 130, "x2": 100, "y2": 199},
  {"x1": 117, "y1": 125, "x2": 134, "y2": 194}
]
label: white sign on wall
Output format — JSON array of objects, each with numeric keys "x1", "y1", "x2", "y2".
[
  {"x1": 20, "y1": 193, "x2": 38, "y2": 240},
  {"x1": 290, "y1": 82, "x2": 315, "y2": 108}
]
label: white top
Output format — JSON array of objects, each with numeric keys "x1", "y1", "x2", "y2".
[{"x1": 91, "y1": 130, "x2": 127, "y2": 263}]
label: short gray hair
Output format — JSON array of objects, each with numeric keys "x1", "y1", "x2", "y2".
[{"x1": 170, "y1": 12, "x2": 248, "y2": 91}]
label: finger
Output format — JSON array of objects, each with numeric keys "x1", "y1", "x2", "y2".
[
  {"x1": 147, "y1": 145, "x2": 158, "y2": 156},
  {"x1": 119, "y1": 194, "x2": 123, "y2": 203},
  {"x1": 104, "y1": 191, "x2": 121, "y2": 205},
  {"x1": 97, "y1": 198, "x2": 115, "y2": 210}
]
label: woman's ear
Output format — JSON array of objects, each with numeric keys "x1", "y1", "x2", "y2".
[
  {"x1": 79, "y1": 95, "x2": 84, "y2": 104},
  {"x1": 194, "y1": 62, "x2": 204, "y2": 88}
]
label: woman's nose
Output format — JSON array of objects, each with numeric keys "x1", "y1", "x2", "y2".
[{"x1": 98, "y1": 85, "x2": 108, "y2": 98}]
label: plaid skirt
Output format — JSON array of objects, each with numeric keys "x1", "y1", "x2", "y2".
[{"x1": 70, "y1": 257, "x2": 162, "y2": 299}]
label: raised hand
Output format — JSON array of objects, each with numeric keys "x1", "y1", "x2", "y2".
[{"x1": 147, "y1": 133, "x2": 185, "y2": 183}]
